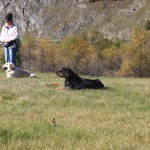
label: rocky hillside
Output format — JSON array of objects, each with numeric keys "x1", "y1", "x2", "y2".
[{"x1": 0, "y1": 0, "x2": 149, "y2": 40}]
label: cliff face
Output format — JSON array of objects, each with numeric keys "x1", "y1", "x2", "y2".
[{"x1": 0, "y1": 0, "x2": 149, "y2": 40}]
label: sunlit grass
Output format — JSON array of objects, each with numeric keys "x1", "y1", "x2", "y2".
[{"x1": 0, "y1": 72, "x2": 150, "y2": 149}]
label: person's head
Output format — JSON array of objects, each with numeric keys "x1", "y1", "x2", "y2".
[{"x1": 5, "y1": 13, "x2": 13, "y2": 25}]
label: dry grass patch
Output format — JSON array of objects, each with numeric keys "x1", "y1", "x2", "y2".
[{"x1": 0, "y1": 72, "x2": 150, "y2": 149}]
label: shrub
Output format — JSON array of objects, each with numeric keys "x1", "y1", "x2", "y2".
[
  {"x1": 16, "y1": 38, "x2": 22, "y2": 67},
  {"x1": 0, "y1": 128, "x2": 12, "y2": 144},
  {"x1": 79, "y1": 28, "x2": 110, "y2": 54},
  {"x1": 57, "y1": 35, "x2": 96, "y2": 74},
  {"x1": 144, "y1": 20, "x2": 150, "y2": 30},
  {"x1": 119, "y1": 28, "x2": 150, "y2": 77},
  {"x1": 37, "y1": 39, "x2": 60, "y2": 72},
  {"x1": 102, "y1": 47, "x2": 121, "y2": 72},
  {"x1": 21, "y1": 32, "x2": 37, "y2": 70}
]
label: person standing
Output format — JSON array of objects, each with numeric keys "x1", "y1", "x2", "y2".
[{"x1": 0, "y1": 13, "x2": 19, "y2": 65}]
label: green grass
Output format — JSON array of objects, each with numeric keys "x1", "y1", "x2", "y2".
[{"x1": 0, "y1": 72, "x2": 150, "y2": 149}]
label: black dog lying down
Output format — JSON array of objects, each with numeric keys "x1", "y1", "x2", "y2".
[{"x1": 56, "y1": 67, "x2": 104, "y2": 89}]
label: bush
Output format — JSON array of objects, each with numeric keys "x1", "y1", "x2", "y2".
[
  {"x1": 20, "y1": 29, "x2": 150, "y2": 77},
  {"x1": 57, "y1": 35, "x2": 97, "y2": 74},
  {"x1": 21, "y1": 32, "x2": 37, "y2": 70},
  {"x1": 16, "y1": 38, "x2": 22, "y2": 67},
  {"x1": 144, "y1": 20, "x2": 150, "y2": 30},
  {"x1": 119, "y1": 28, "x2": 150, "y2": 77},
  {"x1": 102, "y1": 47, "x2": 121, "y2": 72},
  {"x1": 37, "y1": 39, "x2": 60, "y2": 72},
  {"x1": 79, "y1": 28, "x2": 110, "y2": 54}
]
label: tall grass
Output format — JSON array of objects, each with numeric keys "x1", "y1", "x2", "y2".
[{"x1": 0, "y1": 72, "x2": 150, "y2": 149}]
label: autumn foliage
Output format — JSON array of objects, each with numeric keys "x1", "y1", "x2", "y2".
[
  {"x1": 119, "y1": 28, "x2": 150, "y2": 77},
  {"x1": 19, "y1": 28, "x2": 150, "y2": 77},
  {"x1": 57, "y1": 36, "x2": 96, "y2": 74}
]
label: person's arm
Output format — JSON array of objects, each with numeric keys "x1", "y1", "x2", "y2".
[{"x1": 0, "y1": 26, "x2": 5, "y2": 42}]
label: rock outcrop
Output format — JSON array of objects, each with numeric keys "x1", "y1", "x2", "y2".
[{"x1": 0, "y1": 0, "x2": 149, "y2": 40}]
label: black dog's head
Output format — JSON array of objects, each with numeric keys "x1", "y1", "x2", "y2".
[{"x1": 56, "y1": 67, "x2": 73, "y2": 78}]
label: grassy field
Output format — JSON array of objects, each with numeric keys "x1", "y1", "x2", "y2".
[{"x1": 0, "y1": 71, "x2": 150, "y2": 150}]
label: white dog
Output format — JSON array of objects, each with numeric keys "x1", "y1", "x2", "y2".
[{"x1": 2, "y1": 62, "x2": 35, "y2": 78}]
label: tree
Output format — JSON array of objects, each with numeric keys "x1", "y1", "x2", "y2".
[
  {"x1": 59, "y1": 35, "x2": 96, "y2": 74},
  {"x1": 79, "y1": 28, "x2": 110, "y2": 57},
  {"x1": 119, "y1": 28, "x2": 150, "y2": 77},
  {"x1": 21, "y1": 32, "x2": 37, "y2": 71},
  {"x1": 38, "y1": 39, "x2": 59, "y2": 72}
]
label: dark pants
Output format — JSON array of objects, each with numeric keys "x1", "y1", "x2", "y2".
[{"x1": 4, "y1": 47, "x2": 17, "y2": 65}]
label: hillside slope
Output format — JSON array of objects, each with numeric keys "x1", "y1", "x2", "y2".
[{"x1": 0, "y1": 0, "x2": 149, "y2": 40}]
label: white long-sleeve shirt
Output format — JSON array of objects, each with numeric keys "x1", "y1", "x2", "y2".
[{"x1": 0, "y1": 22, "x2": 18, "y2": 43}]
